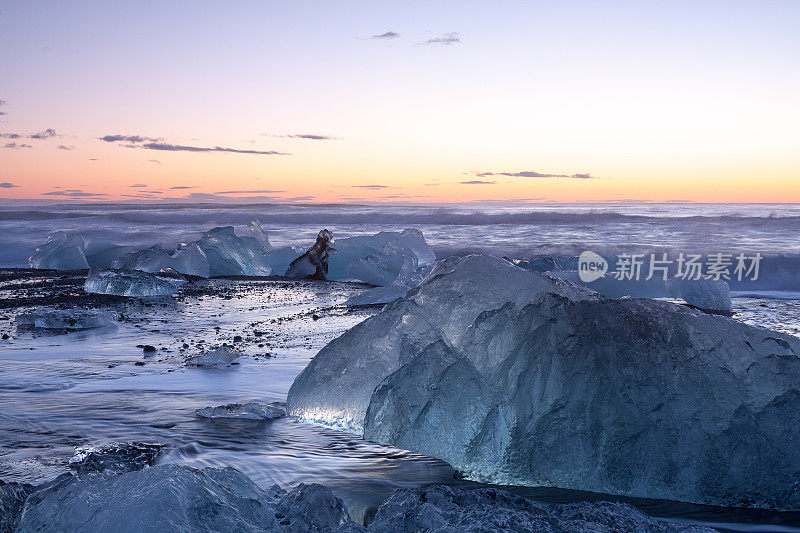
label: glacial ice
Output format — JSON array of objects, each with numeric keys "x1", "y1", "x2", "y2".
[
  {"x1": 369, "y1": 485, "x2": 713, "y2": 533},
  {"x1": 288, "y1": 254, "x2": 800, "y2": 509},
  {"x1": 15, "y1": 308, "x2": 115, "y2": 331},
  {"x1": 1, "y1": 479, "x2": 35, "y2": 533},
  {"x1": 666, "y1": 277, "x2": 732, "y2": 314},
  {"x1": 185, "y1": 344, "x2": 242, "y2": 367},
  {"x1": 83, "y1": 238, "x2": 137, "y2": 269},
  {"x1": 69, "y1": 442, "x2": 163, "y2": 475},
  {"x1": 344, "y1": 285, "x2": 411, "y2": 306},
  {"x1": 197, "y1": 225, "x2": 273, "y2": 276},
  {"x1": 112, "y1": 243, "x2": 211, "y2": 278},
  {"x1": 84, "y1": 268, "x2": 184, "y2": 297},
  {"x1": 265, "y1": 245, "x2": 305, "y2": 276},
  {"x1": 344, "y1": 240, "x2": 419, "y2": 286},
  {"x1": 28, "y1": 231, "x2": 89, "y2": 270},
  {"x1": 15, "y1": 465, "x2": 357, "y2": 533},
  {"x1": 196, "y1": 401, "x2": 286, "y2": 420},
  {"x1": 327, "y1": 229, "x2": 435, "y2": 282}
]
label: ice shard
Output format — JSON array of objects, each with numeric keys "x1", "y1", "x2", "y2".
[
  {"x1": 84, "y1": 267, "x2": 184, "y2": 297},
  {"x1": 28, "y1": 232, "x2": 89, "y2": 270}
]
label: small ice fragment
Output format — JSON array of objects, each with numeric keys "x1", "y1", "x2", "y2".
[
  {"x1": 186, "y1": 344, "x2": 242, "y2": 367},
  {"x1": 666, "y1": 277, "x2": 732, "y2": 314},
  {"x1": 195, "y1": 401, "x2": 286, "y2": 420}
]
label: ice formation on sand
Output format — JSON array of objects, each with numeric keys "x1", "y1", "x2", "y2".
[
  {"x1": 185, "y1": 344, "x2": 242, "y2": 367},
  {"x1": 84, "y1": 268, "x2": 184, "y2": 297},
  {"x1": 286, "y1": 229, "x2": 336, "y2": 280},
  {"x1": 369, "y1": 485, "x2": 713, "y2": 533},
  {"x1": 15, "y1": 308, "x2": 115, "y2": 331},
  {"x1": 15, "y1": 465, "x2": 356, "y2": 533},
  {"x1": 288, "y1": 254, "x2": 800, "y2": 510},
  {"x1": 28, "y1": 232, "x2": 89, "y2": 270},
  {"x1": 196, "y1": 401, "x2": 286, "y2": 420}
]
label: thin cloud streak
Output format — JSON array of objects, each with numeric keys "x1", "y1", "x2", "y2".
[
  {"x1": 216, "y1": 189, "x2": 285, "y2": 194},
  {"x1": 372, "y1": 31, "x2": 400, "y2": 39},
  {"x1": 460, "y1": 180, "x2": 496, "y2": 185},
  {"x1": 476, "y1": 170, "x2": 595, "y2": 179},
  {"x1": 422, "y1": 32, "x2": 461, "y2": 45},
  {"x1": 0, "y1": 182, "x2": 18, "y2": 188},
  {"x1": 102, "y1": 134, "x2": 289, "y2": 155}
]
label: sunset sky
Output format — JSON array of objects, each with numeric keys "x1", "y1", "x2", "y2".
[{"x1": 1, "y1": 1, "x2": 798, "y2": 204}]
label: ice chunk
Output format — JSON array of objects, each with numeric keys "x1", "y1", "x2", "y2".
[
  {"x1": 83, "y1": 238, "x2": 137, "y2": 268},
  {"x1": 286, "y1": 229, "x2": 336, "y2": 280},
  {"x1": 246, "y1": 220, "x2": 272, "y2": 250},
  {"x1": 288, "y1": 254, "x2": 800, "y2": 510},
  {"x1": 327, "y1": 228, "x2": 435, "y2": 281},
  {"x1": 28, "y1": 231, "x2": 88, "y2": 270},
  {"x1": 112, "y1": 244, "x2": 210, "y2": 278},
  {"x1": 84, "y1": 267, "x2": 184, "y2": 297},
  {"x1": 265, "y1": 245, "x2": 305, "y2": 277},
  {"x1": 666, "y1": 277, "x2": 732, "y2": 314},
  {"x1": 197, "y1": 226, "x2": 272, "y2": 276},
  {"x1": 16, "y1": 464, "x2": 356, "y2": 533},
  {"x1": 15, "y1": 308, "x2": 115, "y2": 331},
  {"x1": 186, "y1": 344, "x2": 241, "y2": 367},
  {"x1": 344, "y1": 285, "x2": 411, "y2": 306},
  {"x1": 196, "y1": 401, "x2": 286, "y2": 420},
  {"x1": 69, "y1": 442, "x2": 163, "y2": 475},
  {"x1": 370, "y1": 485, "x2": 713, "y2": 533},
  {"x1": 344, "y1": 240, "x2": 419, "y2": 286}
]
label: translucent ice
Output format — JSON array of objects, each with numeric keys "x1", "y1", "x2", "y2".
[
  {"x1": 15, "y1": 308, "x2": 115, "y2": 331},
  {"x1": 327, "y1": 229, "x2": 435, "y2": 282},
  {"x1": 344, "y1": 285, "x2": 411, "y2": 306},
  {"x1": 288, "y1": 254, "x2": 800, "y2": 510},
  {"x1": 197, "y1": 226, "x2": 273, "y2": 276},
  {"x1": 84, "y1": 268, "x2": 184, "y2": 297},
  {"x1": 196, "y1": 401, "x2": 286, "y2": 420},
  {"x1": 83, "y1": 238, "x2": 137, "y2": 269},
  {"x1": 344, "y1": 240, "x2": 419, "y2": 286},
  {"x1": 112, "y1": 244, "x2": 210, "y2": 277},
  {"x1": 16, "y1": 465, "x2": 356, "y2": 533},
  {"x1": 69, "y1": 442, "x2": 163, "y2": 475},
  {"x1": 666, "y1": 277, "x2": 732, "y2": 314},
  {"x1": 28, "y1": 232, "x2": 88, "y2": 270},
  {"x1": 185, "y1": 344, "x2": 242, "y2": 367}
]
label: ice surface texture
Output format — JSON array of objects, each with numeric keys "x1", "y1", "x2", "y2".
[
  {"x1": 288, "y1": 254, "x2": 800, "y2": 509},
  {"x1": 15, "y1": 308, "x2": 115, "y2": 330},
  {"x1": 196, "y1": 401, "x2": 286, "y2": 420},
  {"x1": 69, "y1": 442, "x2": 163, "y2": 475},
  {"x1": 369, "y1": 485, "x2": 713, "y2": 533},
  {"x1": 15, "y1": 465, "x2": 355, "y2": 533},
  {"x1": 84, "y1": 267, "x2": 184, "y2": 297},
  {"x1": 28, "y1": 232, "x2": 89, "y2": 270},
  {"x1": 185, "y1": 344, "x2": 242, "y2": 367}
]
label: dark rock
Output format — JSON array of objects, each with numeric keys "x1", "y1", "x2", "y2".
[{"x1": 141, "y1": 345, "x2": 156, "y2": 352}]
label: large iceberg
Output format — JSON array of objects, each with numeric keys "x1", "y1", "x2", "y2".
[
  {"x1": 113, "y1": 243, "x2": 211, "y2": 278},
  {"x1": 15, "y1": 465, "x2": 356, "y2": 533},
  {"x1": 28, "y1": 232, "x2": 89, "y2": 270},
  {"x1": 84, "y1": 268, "x2": 184, "y2": 297},
  {"x1": 288, "y1": 254, "x2": 800, "y2": 509}
]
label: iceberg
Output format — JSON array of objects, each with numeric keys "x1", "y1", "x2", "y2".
[
  {"x1": 265, "y1": 245, "x2": 305, "y2": 277},
  {"x1": 84, "y1": 268, "x2": 184, "y2": 297},
  {"x1": 288, "y1": 254, "x2": 800, "y2": 510},
  {"x1": 196, "y1": 401, "x2": 286, "y2": 420},
  {"x1": 15, "y1": 308, "x2": 115, "y2": 331},
  {"x1": 369, "y1": 485, "x2": 712, "y2": 533},
  {"x1": 197, "y1": 225, "x2": 272, "y2": 276},
  {"x1": 327, "y1": 229, "x2": 435, "y2": 282},
  {"x1": 286, "y1": 229, "x2": 336, "y2": 280},
  {"x1": 15, "y1": 465, "x2": 356, "y2": 533},
  {"x1": 186, "y1": 344, "x2": 241, "y2": 367},
  {"x1": 83, "y1": 238, "x2": 137, "y2": 269},
  {"x1": 28, "y1": 231, "x2": 88, "y2": 270}
]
